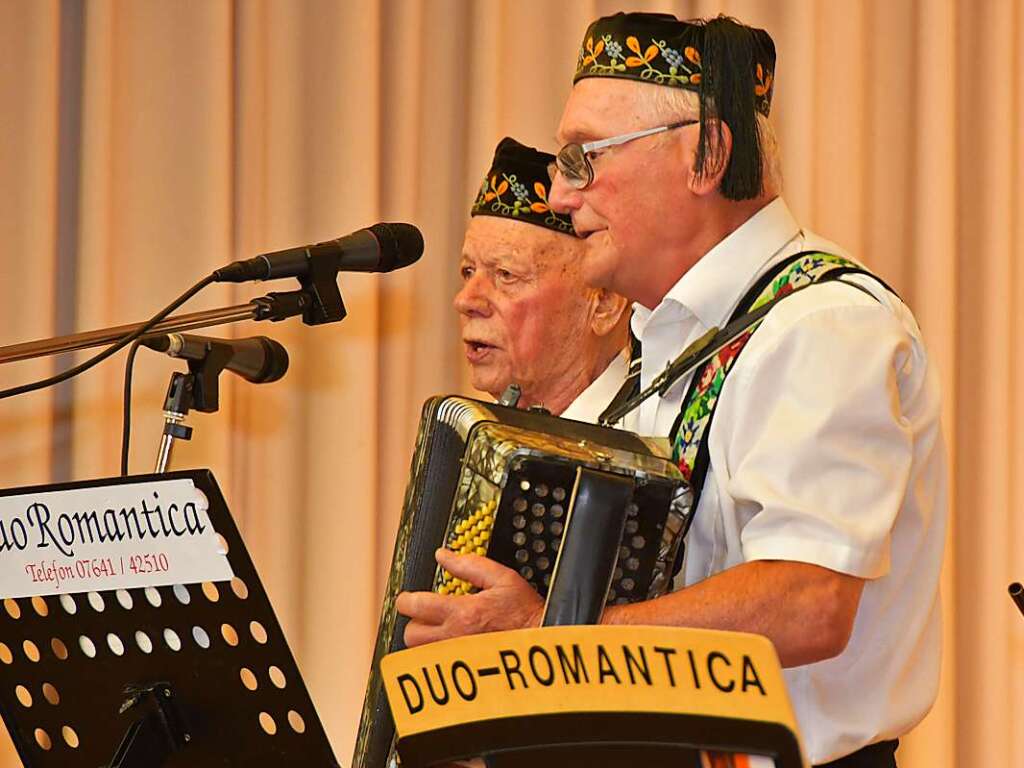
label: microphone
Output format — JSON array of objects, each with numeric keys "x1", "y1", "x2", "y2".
[
  {"x1": 142, "y1": 333, "x2": 289, "y2": 384},
  {"x1": 212, "y1": 222, "x2": 424, "y2": 283}
]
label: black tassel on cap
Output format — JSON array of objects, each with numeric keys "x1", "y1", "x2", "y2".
[
  {"x1": 697, "y1": 16, "x2": 776, "y2": 200},
  {"x1": 573, "y1": 12, "x2": 776, "y2": 202}
]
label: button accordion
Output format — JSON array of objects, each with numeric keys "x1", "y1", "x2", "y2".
[{"x1": 353, "y1": 396, "x2": 691, "y2": 768}]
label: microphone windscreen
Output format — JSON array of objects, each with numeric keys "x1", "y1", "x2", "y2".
[
  {"x1": 254, "y1": 337, "x2": 289, "y2": 383},
  {"x1": 369, "y1": 222, "x2": 424, "y2": 271}
]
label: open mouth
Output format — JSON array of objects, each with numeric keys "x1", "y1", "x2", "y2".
[{"x1": 464, "y1": 340, "x2": 497, "y2": 362}]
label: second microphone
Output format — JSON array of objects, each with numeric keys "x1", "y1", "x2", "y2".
[{"x1": 142, "y1": 333, "x2": 289, "y2": 384}]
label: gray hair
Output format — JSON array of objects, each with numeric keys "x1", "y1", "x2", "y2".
[{"x1": 641, "y1": 86, "x2": 782, "y2": 195}]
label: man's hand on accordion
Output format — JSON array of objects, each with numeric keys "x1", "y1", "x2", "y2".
[{"x1": 396, "y1": 548, "x2": 545, "y2": 647}]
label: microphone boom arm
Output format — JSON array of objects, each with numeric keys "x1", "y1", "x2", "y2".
[{"x1": 0, "y1": 285, "x2": 326, "y2": 366}]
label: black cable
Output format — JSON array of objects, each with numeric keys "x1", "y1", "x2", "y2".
[
  {"x1": 120, "y1": 339, "x2": 142, "y2": 477},
  {"x1": 0, "y1": 273, "x2": 215, "y2": 401}
]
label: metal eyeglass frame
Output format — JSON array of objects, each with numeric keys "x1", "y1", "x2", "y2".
[{"x1": 548, "y1": 120, "x2": 698, "y2": 190}]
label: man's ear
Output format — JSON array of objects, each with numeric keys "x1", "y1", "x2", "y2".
[
  {"x1": 590, "y1": 288, "x2": 630, "y2": 337},
  {"x1": 687, "y1": 119, "x2": 733, "y2": 196}
]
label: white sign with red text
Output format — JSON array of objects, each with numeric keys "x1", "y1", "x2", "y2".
[{"x1": 0, "y1": 477, "x2": 233, "y2": 598}]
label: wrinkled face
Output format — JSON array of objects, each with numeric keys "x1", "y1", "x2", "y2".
[
  {"x1": 549, "y1": 78, "x2": 698, "y2": 307},
  {"x1": 454, "y1": 216, "x2": 597, "y2": 403}
]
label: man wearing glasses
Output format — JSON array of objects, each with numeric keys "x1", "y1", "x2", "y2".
[{"x1": 399, "y1": 14, "x2": 947, "y2": 768}]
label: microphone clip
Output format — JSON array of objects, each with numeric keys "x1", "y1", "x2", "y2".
[
  {"x1": 150, "y1": 340, "x2": 237, "y2": 473},
  {"x1": 143, "y1": 333, "x2": 288, "y2": 473},
  {"x1": 297, "y1": 249, "x2": 347, "y2": 326},
  {"x1": 170, "y1": 339, "x2": 235, "y2": 414}
]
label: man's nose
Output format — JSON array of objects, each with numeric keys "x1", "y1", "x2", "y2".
[
  {"x1": 454, "y1": 273, "x2": 492, "y2": 317},
  {"x1": 547, "y1": 170, "x2": 581, "y2": 215}
]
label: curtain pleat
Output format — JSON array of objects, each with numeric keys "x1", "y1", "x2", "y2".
[{"x1": 1, "y1": 1, "x2": 1022, "y2": 764}]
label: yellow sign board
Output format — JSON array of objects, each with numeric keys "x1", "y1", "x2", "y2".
[{"x1": 381, "y1": 625, "x2": 801, "y2": 748}]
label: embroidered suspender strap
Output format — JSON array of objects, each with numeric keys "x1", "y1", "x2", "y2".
[
  {"x1": 667, "y1": 251, "x2": 893, "y2": 572},
  {"x1": 597, "y1": 332, "x2": 642, "y2": 425}
]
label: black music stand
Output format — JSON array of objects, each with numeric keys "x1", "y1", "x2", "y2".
[{"x1": 0, "y1": 469, "x2": 339, "y2": 768}]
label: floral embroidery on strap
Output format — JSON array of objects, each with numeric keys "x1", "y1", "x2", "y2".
[{"x1": 671, "y1": 253, "x2": 860, "y2": 480}]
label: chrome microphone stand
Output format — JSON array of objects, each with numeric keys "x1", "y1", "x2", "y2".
[
  {"x1": 154, "y1": 373, "x2": 194, "y2": 474},
  {"x1": 1, "y1": 294, "x2": 307, "y2": 476},
  {"x1": 2, "y1": 263, "x2": 346, "y2": 476},
  {"x1": 0, "y1": 290, "x2": 313, "y2": 365},
  {"x1": 0, "y1": 291, "x2": 311, "y2": 475},
  {"x1": 150, "y1": 334, "x2": 256, "y2": 473}
]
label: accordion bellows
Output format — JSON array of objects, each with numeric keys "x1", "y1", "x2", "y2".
[{"x1": 353, "y1": 396, "x2": 691, "y2": 768}]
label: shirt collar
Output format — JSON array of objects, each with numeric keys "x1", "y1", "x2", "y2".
[{"x1": 631, "y1": 197, "x2": 801, "y2": 336}]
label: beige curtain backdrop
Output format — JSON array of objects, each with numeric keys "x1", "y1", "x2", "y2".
[{"x1": 0, "y1": 0, "x2": 1021, "y2": 765}]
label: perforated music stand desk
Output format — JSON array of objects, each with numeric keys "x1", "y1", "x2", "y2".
[{"x1": 0, "y1": 469, "x2": 340, "y2": 767}]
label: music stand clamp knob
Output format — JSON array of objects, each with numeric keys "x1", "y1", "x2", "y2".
[{"x1": 107, "y1": 683, "x2": 191, "y2": 768}]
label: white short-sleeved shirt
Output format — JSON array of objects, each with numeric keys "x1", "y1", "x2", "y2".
[{"x1": 625, "y1": 198, "x2": 948, "y2": 764}]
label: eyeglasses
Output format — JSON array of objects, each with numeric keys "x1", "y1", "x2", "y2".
[{"x1": 548, "y1": 120, "x2": 698, "y2": 190}]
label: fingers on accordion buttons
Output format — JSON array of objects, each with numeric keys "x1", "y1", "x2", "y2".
[{"x1": 439, "y1": 569, "x2": 474, "y2": 596}]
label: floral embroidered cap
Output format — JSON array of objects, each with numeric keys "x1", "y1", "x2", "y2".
[
  {"x1": 470, "y1": 137, "x2": 576, "y2": 235},
  {"x1": 573, "y1": 12, "x2": 776, "y2": 201}
]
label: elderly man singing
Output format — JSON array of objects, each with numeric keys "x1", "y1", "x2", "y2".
[
  {"x1": 399, "y1": 15, "x2": 947, "y2": 768},
  {"x1": 456, "y1": 136, "x2": 629, "y2": 420}
]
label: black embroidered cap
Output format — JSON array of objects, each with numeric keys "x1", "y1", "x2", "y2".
[
  {"x1": 470, "y1": 137, "x2": 576, "y2": 235},
  {"x1": 573, "y1": 13, "x2": 776, "y2": 201}
]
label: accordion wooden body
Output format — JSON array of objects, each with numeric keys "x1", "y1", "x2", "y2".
[{"x1": 353, "y1": 395, "x2": 691, "y2": 768}]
